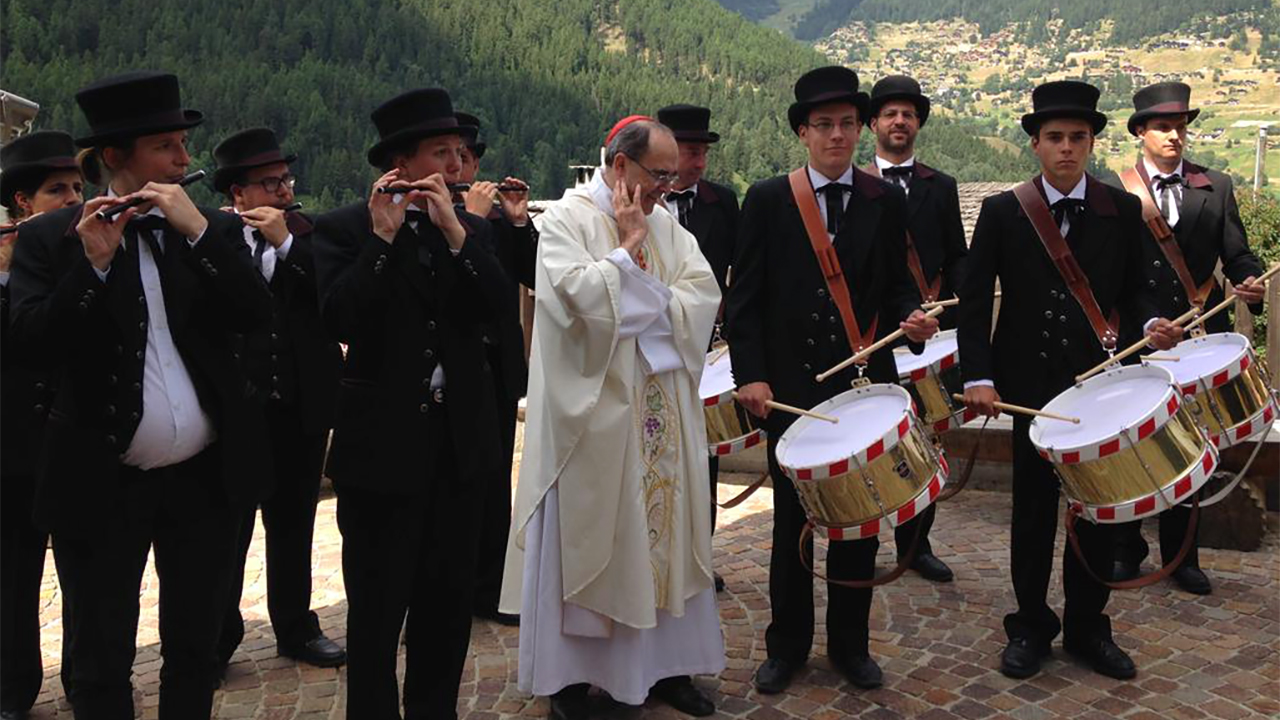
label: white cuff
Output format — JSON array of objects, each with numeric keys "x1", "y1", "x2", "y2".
[
  {"x1": 274, "y1": 233, "x2": 294, "y2": 261},
  {"x1": 1142, "y1": 317, "x2": 1158, "y2": 334},
  {"x1": 0, "y1": 271, "x2": 9, "y2": 287},
  {"x1": 963, "y1": 380, "x2": 994, "y2": 390},
  {"x1": 186, "y1": 226, "x2": 206, "y2": 247},
  {"x1": 93, "y1": 265, "x2": 111, "y2": 282},
  {"x1": 606, "y1": 247, "x2": 672, "y2": 340}
]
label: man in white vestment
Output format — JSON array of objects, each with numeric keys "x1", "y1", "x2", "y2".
[{"x1": 500, "y1": 116, "x2": 725, "y2": 719}]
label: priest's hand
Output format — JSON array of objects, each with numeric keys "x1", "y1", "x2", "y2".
[
  {"x1": 901, "y1": 309, "x2": 939, "y2": 343},
  {"x1": 240, "y1": 206, "x2": 290, "y2": 248},
  {"x1": 963, "y1": 385, "x2": 1001, "y2": 419},
  {"x1": 737, "y1": 381, "x2": 774, "y2": 419},
  {"x1": 1145, "y1": 317, "x2": 1183, "y2": 351},
  {"x1": 612, "y1": 176, "x2": 648, "y2": 257},
  {"x1": 1233, "y1": 276, "x2": 1265, "y2": 304},
  {"x1": 464, "y1": 181, "x2": 499, "y2": 217},
  {"x1": 77, "y1": 197, "x2": 135, "y2": 272}
]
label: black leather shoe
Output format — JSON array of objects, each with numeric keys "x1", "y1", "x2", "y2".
[
  {"x1": 753, "y1": 657, "x2": 799, "y2": 694},
  {"x1": 1064, "y1": 637, "x2": 1137, "y2": 680},
  {"x1": 1, "y1": 709, "x2": 30, "y2": 720},
  {"x1": 1172, "y1": 565, "x2": 1212, "y2": 595},
  {"x1": 652, "y1": 676, "x2": 714, "y2": 716},
  {"x1": 833, "y1": 654, "x2": 883, "y2": 689},
  {"x1": 1000, "y1": 638, "x2": 1050, "y2": 679},
  {"x1": 1112, "y1": 559, "x2": 1141, "y2": 582},
  {"x1": 475, "y1": 606, "x2": 521, "y2": 626},
  {"x1": 550, "y1": 684, "x2": 590, "y2": 720},
  {"x1": 280, "y1": 633, "x2": 347, "y2": 668},
  {"x1": 908, "y1": 553, "x2": 954, "y2": 583},
  {"x1": 714, "y1": 573, "x2": 726, "y2": 593}
]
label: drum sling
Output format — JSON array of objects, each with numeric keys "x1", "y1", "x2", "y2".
[{"x1": 1119, "y1": 165, "x2": 1215, "y2": 310}]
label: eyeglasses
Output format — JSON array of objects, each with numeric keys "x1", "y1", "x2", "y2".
[
  {"x1": 624, "y1": 154, "x2": 679, "y2": 186},
  {"x1": 805, "y1": 120, "x2": 860, "y2": 135},
  {"x1": 241, "y1": 174, "x2": 297, "y2": 193}
]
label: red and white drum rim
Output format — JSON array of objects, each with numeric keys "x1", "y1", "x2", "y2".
[
  {"x1": 900, "y1": 348, "x2": 961, "y2": 384},
  {"x1": 1069, "y1": 442, "x2": 1219, "y2": 524},
  {"x1": 784, "y1": 413, "x2": 914, "y2": 481},
  {"x1": 1207, "y1": 394, "x2": 1278, "y2": 450},
  {"x1": 708, "y1": 429, "x2": 766, "y2": 456},
  {"x1": 932, "y1": 407, "x2": 980, "y2": 434},
  {"x1": 1037, "y1": 386, "x2": 1182, "y2": 465},
  {"x1": 821, "y1": 465, "x2": 949, "y2": 541},
  {"x1": 1175, "y1": 351, "x2": 1256, "y2": 398}
]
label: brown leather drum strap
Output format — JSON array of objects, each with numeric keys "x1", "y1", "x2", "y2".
[
  {"x1": 789, "y1": 168, "x2": 878, "y2": 356},
  {"x1": 863, "y1": 164, "x2": 939, "y2": 302},
  {"x1": 1121, "y1": 166, "x2": 1214, "y2": 307},
  {"x1": 1064, "y1": 496, "x2": 1200, "y2": 590},
  {"x1": 716, "y1": 473, "x2": 769, "y2": 509},
  {"x1": 934, "y1": 417, "x2": 990, "y2": 503},
  {"x1": 796, "y1": 515, "x2": 924, "y2": 589},
  {"x1": 1012, "y1": 181, "x2": 1118, "y2": 350}
]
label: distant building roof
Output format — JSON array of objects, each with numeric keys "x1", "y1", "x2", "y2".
[{"x1": 957, "y1": 181, "x2": 1020, "y2": 243}]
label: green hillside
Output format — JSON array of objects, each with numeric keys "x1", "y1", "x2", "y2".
[{"x1": 1, "y1": 0, "x2": 825, "y2": 207}]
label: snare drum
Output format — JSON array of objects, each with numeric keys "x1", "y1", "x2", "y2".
[
  {"x1": 1146, "y1": 333, "x2": 1278, "y2": 449},
  {"x1": 894, "y1": 329, "x2": 977, "y2": 434},
  {"x1": 700, "y1": 348, "x2": 764, "y2": 456},
  {"x1": 1031, "y1": 364, "x2": 1218, "y2": 524},
  {"x1": 775, "y1": 384, "x2": 948, "y2": 540}
]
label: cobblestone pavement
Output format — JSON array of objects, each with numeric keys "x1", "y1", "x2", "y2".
[{"x1": 30, "y1": 474, "x2": 1280, "y2": 719}]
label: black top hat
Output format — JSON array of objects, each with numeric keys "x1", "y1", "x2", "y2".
[
  {"x1": 657, "y1": 104, "x2": 720, "y2": 143},
  {"x1": 212, "y1": 128, "x2": 298, "y2": 193},
  {"x1": 74, "y1": 71, "x2": 203, "y2": 148},
  {"x1": 866, "y1": 75, "x2": 931, "y2": 127},
  {"x1": 788, "y1": 66, "x2": 870, "y2": 134},
  {"x1": 366, "y1": 89, "x2": 475, "y2": 167},
  {"x1": 1020, "y1": 80, "x2": 1108, "y2": 136},
  {"x1": 1127, "y1": 82, "x2": 1200, "y2": 136},
  {"x1": 455, "y1": 112, "x2": 485, "y2": 159},
  {"x1": 1, "y1": 130, "x2": 80, "y2": 206}
]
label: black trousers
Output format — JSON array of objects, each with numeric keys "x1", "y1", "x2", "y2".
[
  {"x1": 894, "y1": 503, "x2": 937, "y2": 560},
  {"x1": 472, "y1": 395, "x2": 518, "y2": 614},
  {"x1": 1114, "y1": 505, "x2": 1200, "y2": 570},
  {"x1": 1005, "y1": 417, "x2": 1114, "y2": 646},
  {"x1": 764, "y1": 435, "x2": 877, "y2": 664},
  {"x1": 338, "y1": 412, "x2": 482, "y2": 720},
  {"x1": 219, "y1": 403, "x2": 327, "y2": 663},
  {"x1": 708, "y1": 455, "x2": 719, "y2": 527},
  {"x1": 0, "y1": 473, "x2": 48, "y2": 714},
  {"x1": 53, "y1": 447, "x2": 240, "y2": 720}
]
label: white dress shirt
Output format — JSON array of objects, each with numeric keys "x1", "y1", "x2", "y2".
[
  {"x1": 808, "y1": 165, "x2": 854, "y2": 240},
  {"x1": 1042, "y1": 173, "x2": 1088, "y2": 236},
  {"x1": 1143, "y1": 157, "x2": 1185, "y2": 227},
  {"x1": 874, "y1": 155, "x2": 916, "y2": 195},
  {"x1": 97, "y1": 191, "x2": 215, "y2": 470}
]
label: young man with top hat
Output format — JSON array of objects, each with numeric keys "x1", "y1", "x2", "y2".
[
  {"x1": 864, "y1": 74, "x2": 967, "y2": 585},
  {"x1": 1106, "y1": 81, "x2": 1266, "y2": 595},
  {"x1": 0, "y1": 129, "x2": 83, "y2": 720},
  {"x1": 8, "y1": 71, "x2": 273, "y2": 719},
  {"x1": 656, "y1": 102, "x2": 740, "y2": 594},
  {"x1": 311, "y1": 87, "x2": 513, "y2": 719},
  {"x1": 211, "y1": 127, "x2": 346, "y2": 673},
  {"x1": 959, "y1": 80, "x2": 1182, "y2": 681},
  {"x1": 725, "y1": 66, "x2": 939, "y2": 694},
  {"x1": 452, "y1": 110, "x2": 535, "y2": 627}
]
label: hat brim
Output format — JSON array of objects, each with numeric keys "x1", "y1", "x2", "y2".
[
  {"x1": 1021, "y1": 108, "x2": 1108, "y2": 136},
  {"x1": 1, "y1": 157, "x2": 82, "y2": 205},
  {"x1": 466, "y1": 141, "x2": 487, "y2": 160},
  {"x1": 213, "y1": 153, "x2": 299, "y2": 193},
  {"x1": 74, "y1": 109, "x2": 204, "y2": 148},
  {"x1": 789, "y1": 92, "x2": 871, "y2": 133},
  {"x1": 1127, "y1": 107, "x2": 1200, "y2": 136},
  {"x1": 366, "y1": 122, "x2": 478, "y2": 167},
  {"x1": 866, "y1": 93, "x2": 931, "y2": 128},
  {"x1": 671, "y1": 129, "x2": 720, "y2": 144}
]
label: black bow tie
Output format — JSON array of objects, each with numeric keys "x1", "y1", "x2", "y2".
[
  {"x1": 404, "y1": 209, "x2": 429, "y2": 225},
  {"x1": 127, "y1": 214, "x2": 169, "y2": 235},
  {"x1": 667, "y1": 189, "x2": 696, "y2": 203},
  {"x1": 1155, "y1": 173, "x2": 1184, "y2": 189},
  {"x1": 1050, "y1": 197, "x2": 1086, "y2": 228},
  {"x1": 819, "y1": 182, "x2": 853, "y2": 235},
  {"x1": 881, "y1": 165, "x2": 913, "y2": 180}
]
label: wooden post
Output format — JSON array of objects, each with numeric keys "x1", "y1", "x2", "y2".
[
  {"x1": 1234, "y1": 295, "x2": 1254, "y2": 339},
  {"x1": 1268, "y1": 262, "x2": 1280, "y2": 391}
]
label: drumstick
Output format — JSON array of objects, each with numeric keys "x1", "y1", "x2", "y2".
[
  {"x1": 950, "y1": 394, "x2": 1080, "y2": 424},
  {"x1": 921, "y1": 292, "x2": 1001, "y2": 311},
  {"x1": 1142, "y1": 354, "x2": 1180, "y2": 362},
  {"x1": 815, "y1": 305, "x2": 945, "y2": 383},
  {"x1": 733, "y1": 393, "x2": 839, "y2": 424}
]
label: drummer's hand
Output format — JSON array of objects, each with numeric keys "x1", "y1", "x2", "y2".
[
  {"x1": 963, "y1": 385, "x2": 1001, "y2": 418},
  {"x1": 1233, "y1": 276, "x2": 1265, "y2": 304},
  {"x1": 901, "y1": 309, "x2": 939, "y2": 343},
  {"x1": 1145, "y1": 318, "x2": 1184, "y2": 351},
  {"x1": 737, "y1": 382, "x2": 773, "y2": 419}
]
